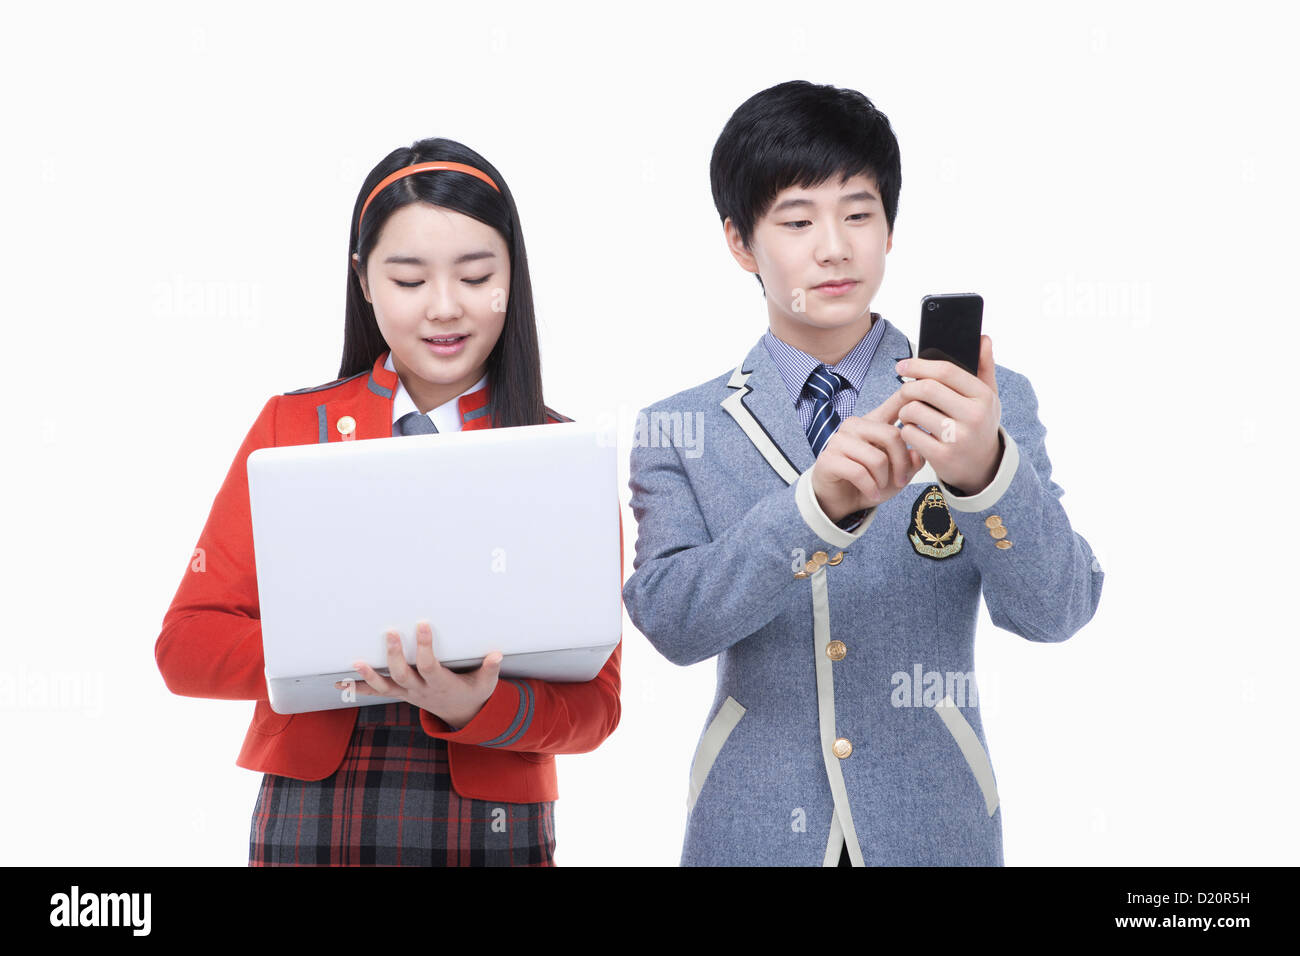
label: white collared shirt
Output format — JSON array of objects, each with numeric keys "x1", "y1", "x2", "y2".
[{"x1": 384, "y1": 352, "x2": 488, "y2": 434}]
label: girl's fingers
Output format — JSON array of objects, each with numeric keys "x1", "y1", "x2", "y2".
[
  {"x1": 414, "y1": 621, "x2": 442, "y2": 683},
  {"x1": 384, "y1": 631, "x2": 416, "y2": 688},
  {"x1": 334, "y1": 677, "x2": 376, "y2": 696},
  {"x1": 350, "y1": 662, "x2": 396, "y2": 696},
  {"x1": 469, "y1": 652, "x2": 504, "y2": 695},
  {"x1": 334, "y1": 623, "x2": 455, "y2": 706}
]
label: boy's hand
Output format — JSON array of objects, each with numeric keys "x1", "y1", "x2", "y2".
[
  {"x1": 810, "y1": 388, "x2": 924, "y2": 522},
  {"x1": 335, "y1": 620, "x2": 502, "y2": 729},
  {"x1": 895, "y1": 335, "x2": 1002, "y2": 495}
]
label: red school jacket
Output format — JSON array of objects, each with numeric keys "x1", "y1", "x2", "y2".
[{"x1": 155, "y1": 349, "x2": 623, "y2": 803}]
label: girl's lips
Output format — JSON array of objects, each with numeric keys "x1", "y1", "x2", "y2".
[{"x1": 424, "y1": 334, "x2": 468, "y2": 356}]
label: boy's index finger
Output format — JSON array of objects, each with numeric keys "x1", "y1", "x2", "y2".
[{"x1": 862, "y1": 386, "x2": 908, "y2": 424}]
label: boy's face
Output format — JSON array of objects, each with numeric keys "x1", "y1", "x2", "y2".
[{"x1": 726, "y1": 172, "x2": 892, "y2": 360}]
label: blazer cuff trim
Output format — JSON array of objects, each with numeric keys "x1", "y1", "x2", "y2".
[
  {"x1": 418, "y1": 678, "x2": 529, "y2": 746},
  {"x1": 795, "y1": 469, "x2": 877, "y2": 549},
  {"x1": 479, "y1": 679, "x2": 534, "y2": 747}
]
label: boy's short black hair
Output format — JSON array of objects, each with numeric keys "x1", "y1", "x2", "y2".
[{"x1": 710, "y1": 80, "x2": 902, "y2": 289}]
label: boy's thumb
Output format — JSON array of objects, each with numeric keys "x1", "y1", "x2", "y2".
[{"x1": 978, "y1": 335, "x2": 997, "y2": 390}]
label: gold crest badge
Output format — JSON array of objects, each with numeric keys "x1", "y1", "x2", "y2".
[{"x1": 907, "y1": 484, "x2": 964, "y2": 560}]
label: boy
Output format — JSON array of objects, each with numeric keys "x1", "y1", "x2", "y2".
[{"x1": 621, "y1": 80, "x2": 1104, "y2": 866}]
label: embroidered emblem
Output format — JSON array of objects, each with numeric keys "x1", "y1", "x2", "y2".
[{"x1": 907, "y1": 484, "x2": 964, "y2": 560}]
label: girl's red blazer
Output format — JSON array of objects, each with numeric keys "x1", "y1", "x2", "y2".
[{"x1": 156, "y1": 350, "x2": 623, "y2": 803}]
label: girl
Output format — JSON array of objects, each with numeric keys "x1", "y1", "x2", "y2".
[{"x1": 155, "y1": 137, "x2": 623, "y2": 866}]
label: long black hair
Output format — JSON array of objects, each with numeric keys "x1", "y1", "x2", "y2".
[{"x1": 339, "y1": 137, "x2": 546, "y2": 428}]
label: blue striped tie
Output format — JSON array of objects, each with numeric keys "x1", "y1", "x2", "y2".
[{"x1": 805, "y1": 365, "x2": 847, "y2": 458}]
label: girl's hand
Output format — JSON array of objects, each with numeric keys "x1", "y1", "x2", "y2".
[{"x1": 336, "y1": 620, "x2": 502, "y2": 728}]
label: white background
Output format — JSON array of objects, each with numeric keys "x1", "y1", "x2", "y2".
[{"x1": 2, "y1": 0, "x2": 1295, "y2": 866}]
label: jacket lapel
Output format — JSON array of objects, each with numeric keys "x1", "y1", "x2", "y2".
[
  {"x1": 850, "y1": 316, "x2": 912, "y2": 418},
  {"x1": 458, "y1": 380, "x2": 494, "y2": 431},
  {"x1": 720, "y1": 336, "x2": 816, "y2": 485},
  {"x1": 315, "y1": 351, "x2": 496, "y2": 441}
]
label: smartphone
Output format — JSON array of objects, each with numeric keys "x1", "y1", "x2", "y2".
[{"x1": 917, "y1": 293, "x2": 983, "y2": 376}]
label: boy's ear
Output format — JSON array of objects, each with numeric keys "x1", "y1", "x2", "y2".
[
  {"x1": 723, "y1": 217, "x2": 760, "y2": 275},
  {"x1": 351, "y1": 252, "x2": 371, "y2": 302},
  {"x1": 886, "y1": 230, "x2": 893, "y2": 254}
]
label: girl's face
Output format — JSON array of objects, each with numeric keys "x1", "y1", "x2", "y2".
[{"x1": 353, "y1": 202, "x2": 510, "y2": 414}]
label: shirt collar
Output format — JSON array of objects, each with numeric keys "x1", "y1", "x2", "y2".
[
  {"x1": 384, "y1": 351, "x2": 489, "y2": 433},
  {"x1": 762, "y1": 312, "x2": 886, "y2": 406}
]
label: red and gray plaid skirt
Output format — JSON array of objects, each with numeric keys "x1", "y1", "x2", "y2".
[{"x1": 248, "y1": 700, "x2": 556, "y2": 866}]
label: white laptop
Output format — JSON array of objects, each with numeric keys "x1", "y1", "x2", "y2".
[{"x1": 246, "y1": 420, "x2": 621, "y2": 715}]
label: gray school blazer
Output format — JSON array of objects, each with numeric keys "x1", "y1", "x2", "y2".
[{"x1": 621, "y1": 316, "x2": 1104, "y2": 866}]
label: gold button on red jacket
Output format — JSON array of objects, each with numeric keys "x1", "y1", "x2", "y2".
[{"x1": 155, "y1": 350, "x2": 623, "y2": 803}]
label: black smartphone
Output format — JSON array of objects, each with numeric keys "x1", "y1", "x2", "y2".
[{"x1": 918, "y1": 293, "x2": 983, "y2": 376}]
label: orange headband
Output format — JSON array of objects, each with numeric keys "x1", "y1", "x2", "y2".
[{"x1": 357, "y1": 161, "x2": 501, "y2": 237}]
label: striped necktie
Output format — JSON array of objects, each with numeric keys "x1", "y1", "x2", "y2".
[
  {"x1": 393, "y1": 411, "x2": 438, "y2": 437},
  {"x1": 805, "y1": 365, "x2": 848, "y2": 458}
]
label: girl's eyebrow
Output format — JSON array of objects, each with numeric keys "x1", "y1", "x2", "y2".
[{"x1": 383, "y1": 250, "x2": 497, "y2": 266}]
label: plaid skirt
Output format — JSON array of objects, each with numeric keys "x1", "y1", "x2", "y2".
[{"x1": 248, "y1": 699, "x2": 556, "y2": 866}]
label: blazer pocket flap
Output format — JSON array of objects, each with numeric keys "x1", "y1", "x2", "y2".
[
  {"x1": 687, "y1": 696, "x2": 746, "y2": 813},
  {"x1": 251, "y1": 699, "x2": 294, "y2": 736},
  {"x1": 933, "y1": 695, "x2": 999, "y2": 816}
]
